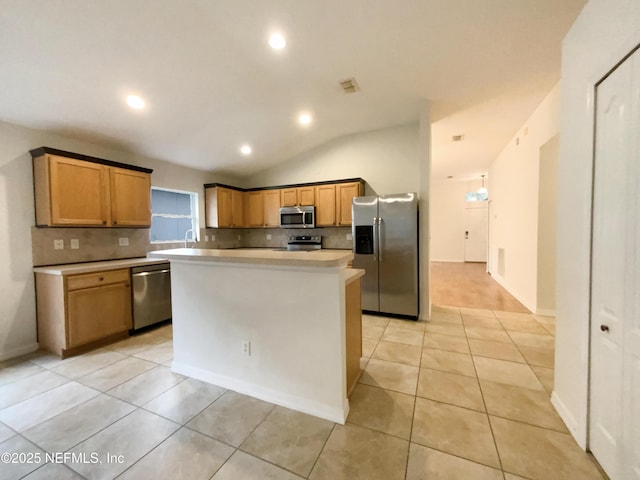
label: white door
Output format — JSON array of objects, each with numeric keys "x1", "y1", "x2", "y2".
[
  {"x1": 590, "y1": 47, "x2": 640, "y2": 480},
  {"x1": 464, "y1": 205, "x2": 488, "y2": 262}
]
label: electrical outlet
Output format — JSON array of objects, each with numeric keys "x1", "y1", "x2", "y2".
[
  {"x1": 118, "y1": 237, "x2": 129, "y2": 247},
  {"x1": 211, "y1": 234, "x2": 216, "y2": 241},
  {"x1": 237, "y1": 235, "x2": 241, "y2": 241},
  {"x1": 346, "y1": 233, "x2": 353, "y2": 240},
  {"x1": 70, "y1": 239, "x2": 80, "y2": 249},
  {"x1": 205, "y1": 235, "x2": 209, "y2": 242},
  {"x1": 53, "y1": 239, "x2": 64, "y2": 250},
  {"x1": 242, "y1": 340, "x2": 251, "y2": 356},
  {"x1": 266, "y1": 234, "x2": 272, "y2": 240}
]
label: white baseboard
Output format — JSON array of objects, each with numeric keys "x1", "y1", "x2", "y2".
[
  {"x1": 0, "y1": 342, "x2": 39, "y2": 362},
  {"x1": 171, "y1": 361, "x2": 349, "y2": 424}
]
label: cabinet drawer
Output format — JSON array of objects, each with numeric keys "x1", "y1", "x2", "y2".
[{"x1": 66, "y1": 269, "x2": 130, "y2": 291}]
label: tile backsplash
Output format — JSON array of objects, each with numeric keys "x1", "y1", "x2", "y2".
[{"x1": 32, "y1": 226, "x2": 353, "y2": 266}]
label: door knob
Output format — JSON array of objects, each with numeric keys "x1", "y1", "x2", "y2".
[{"x1": 600, "y1": 325, "x2": 610, "y2": 332}]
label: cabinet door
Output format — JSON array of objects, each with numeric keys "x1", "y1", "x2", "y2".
[
  {"x1": 315, "y1": 184, "x2": 336, "y2": 226},
  {"x1": 297, "y1": 186, "x2": 315, "y2": 206},
  {"x1": 281, "y1": 188, "x2": 297, "y2": 207},
  {"x1": 217, "y1": 188, "x2": 233, "y2": 227},
  {"x1": 48, "y1": 155, "x2": 110, "y2": 226},
  {"x1": 336, "y1": 182, "x2": 362, "y2": 226},
  {"x1": 245, "y1": 191, "x2": 264, "y2": 227},
  {"x1": 110, "y1": 168, "x2": 151, "y2": 227},
  {"x1": 263, "y1": 189, "x2": 281, "y2": 227},
  {"x1": 231, "y1": 190, "x2": 245, "y2": 227},
  {"x1": 67, "y1": 282, "x2": 132, "y2": 347}
]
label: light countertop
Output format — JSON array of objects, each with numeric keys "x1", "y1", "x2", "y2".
[
  {"x1": 148, "y1": 248, "x2": 354, "y2": 268},
  {"x1": 33, "y1": 257, "x2": 168, "y2": 275}
]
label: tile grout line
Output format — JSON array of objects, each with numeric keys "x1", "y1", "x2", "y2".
[{"x1": 465, "y1": 308, "x2": 506, "y2": 476}]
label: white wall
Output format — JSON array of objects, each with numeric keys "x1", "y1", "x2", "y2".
[
  {"x1": 537, "y1": 135, "x2": 559, "y2": 314},
  {"x1": 430, "y1": 178, "x2": 485, "y2": 262},
  {"x1": 243, "y1": 124, "x2": 420, "y2": 195},
  {"x1": 554, "y1": 0, "x2": 640, "y2": 449},
  {"x1": 0, "y1": 120, "x2": 236, "y2": 360},
  {"x1": 487, "y1": 84, "x2": 560, "y2": 313}
]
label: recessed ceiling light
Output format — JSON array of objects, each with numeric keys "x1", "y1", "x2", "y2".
[
  {"x1": 298, "y1": 113, "x2": 312, "y2": 126},
  {"x1": 240, "y1": 145, "x2": 252, "y2": 155},
  {"x1": 269, "y1": 33, "x2": 286, "y2": 50},
  {"x1": 126, "y1": 95, "x2": 145, "y2": 109}
]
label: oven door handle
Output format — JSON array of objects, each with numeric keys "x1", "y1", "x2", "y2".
[{"x1": 132, "y1": 269, "x2": 171, "y2": 277}]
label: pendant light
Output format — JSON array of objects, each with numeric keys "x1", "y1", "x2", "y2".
[{"x1": 478, "y1": 175, "x2": 488, "y2": 194}]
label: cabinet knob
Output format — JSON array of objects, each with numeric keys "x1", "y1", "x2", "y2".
[
  {"x1": 113, "y1": 221, "x2": 117, "y2": 225},
  {"x1": 102, "y1": 220, "x2": 107, "y2": 225},
  {"x1": 99, "y1": 277, "x2": 104, "y2": 281},
  {"x1": 600, "y1": 325, "x2": 610, "y2": 332}
]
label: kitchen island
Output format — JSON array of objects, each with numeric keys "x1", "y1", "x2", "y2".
[{"x1": 147, "y1": 248, "x2": 363, "y2": 423}]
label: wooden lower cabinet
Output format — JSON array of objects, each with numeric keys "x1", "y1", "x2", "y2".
[
  {"x1": 36, "y1": 269, "x2": 132, "y2": 358},
  {"x1": 345, "y1": 276, "x2": 363, "y2": 396}
]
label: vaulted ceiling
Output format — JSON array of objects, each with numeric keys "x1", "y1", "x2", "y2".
[{"x1": 0, "y1": 0, "x2": 586, "y2": 180}]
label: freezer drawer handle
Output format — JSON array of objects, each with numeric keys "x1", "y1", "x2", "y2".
[{"x1": 133, "y1": 269, "x2": 171, "y2": 277}]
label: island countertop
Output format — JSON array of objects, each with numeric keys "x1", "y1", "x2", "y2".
[{"x1": 148, "y1": 248, "x2": 354, "y2": 268}]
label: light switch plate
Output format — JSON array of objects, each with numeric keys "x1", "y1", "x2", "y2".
[
  {"x1": 266, "y1": 234, "x2": 272, "y2": 240},
  {"x1": 211, "y1": 234, "x2": 216, "y2": 241},
  {"x1": 205, "y1": 235, "x2": 209, "y2": 242},
  {"x1": 118, "y1": 237, "x2": 129, "y2": 247},
  {"x1": 346, "y1": 233, "x2": 353, "y2": 240},
  {"x1": 53, "y1": 239, "x2": 64, "y2": 250},
  {"x1": 70, "y1": 239, "x2": 80, "y2": 249}
]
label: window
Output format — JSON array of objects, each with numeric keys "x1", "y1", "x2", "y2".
[
  {"x1": 150, "y1": 187, "x2": 199, "y2": 243},
  {"x1": 465, "y1": 191, "x2": 488, "y2": 202}
]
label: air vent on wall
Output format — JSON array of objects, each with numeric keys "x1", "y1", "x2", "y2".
[
  {"x1": 452, "y1": 134, "x2": 464, "y2": 142},
  {"x1": 339, "y1": 78, "x2": 360, "y2": 93}
]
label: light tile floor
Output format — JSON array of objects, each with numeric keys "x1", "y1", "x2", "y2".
[{"x1": 0, "y1": 309, "x2": 606, "y2": 480}]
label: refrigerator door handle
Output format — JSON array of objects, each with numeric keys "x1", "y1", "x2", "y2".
[
  {"x1": 377, "y1": 217, "x2": 383, "y2": 262},
  {"x1": 372, "y1": 217, "x2": 378, "y2": 260}
]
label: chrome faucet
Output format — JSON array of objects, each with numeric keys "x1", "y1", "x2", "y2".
[{"x1": 184, "y1": 229, "x2": 195, "y2": 248}]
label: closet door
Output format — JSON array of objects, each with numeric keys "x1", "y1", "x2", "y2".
[{"x1": 590, "y1": 47, "x2": 640, "y2": 480}]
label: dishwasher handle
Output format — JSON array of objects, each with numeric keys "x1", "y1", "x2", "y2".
[{"x1": 132, "y1": 269, "x2": 170, "y2": 277}]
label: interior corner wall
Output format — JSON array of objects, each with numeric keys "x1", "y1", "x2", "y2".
[
  {"x1": 554, "y1": 0, "x2": 640, "y2": 449},
  {"x1": 487, "y1": 83, "x2": 560, "y2": 313},
  {"x1": 430, "y1": 178, "x2": 485, "y2": 262},
  {"x1": 241, "y1": 124, "x2": 420, "y2": 195},
  {"x1": 0, "y1": 120, "x2": 228, "y2": 360}
]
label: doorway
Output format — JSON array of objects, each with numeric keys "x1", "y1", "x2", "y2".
[
  {"x1": 589, "y1": 46, "x2": 640, "y2": 480},
  {"x1": 464, "y1": 203, "x2": 488, "y2": 262}
]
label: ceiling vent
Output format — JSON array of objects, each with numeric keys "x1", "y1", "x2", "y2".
[
  {"x1": 452, "y1": 134, "x2": 464, "y2": 142},
  {"x1": 339, "y1": 78, "x2": 360, "y2": 93}
]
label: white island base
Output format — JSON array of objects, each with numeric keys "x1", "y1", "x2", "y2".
[{"x1": 148, "y1": 248, "x2": 363, "y2": 424}]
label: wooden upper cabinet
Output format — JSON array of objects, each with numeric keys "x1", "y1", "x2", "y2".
[
  {"x1": 37, "y1": 155, "x2": 110, "y2": 226},
  {"x1": 297, "y1": 186, "x2": 315, "y2": 206},
  {"x1": 281, "y1": 186, "x2": 314, "y2": 206},
  {"x1": 280, "y1": 188, "x2": 297, "y2": 207},
  {"x1": 336, "y1": 182, "x2": 363, "y2": 226},
  {"x1": 31, "y1": 149, "x2": 152, "y2": 228},
  {"x1": 231, "y1": 189, "x2": 245, "y2": 227},
  {"x1": 205, "y1": 186, "x2": 244, "y2": 228},
  {"x1": 263, "y1": 189, "x2": 281, "y2": 227},
  {"x1": 110, "y1": 168, "x2": 151, "y2": 227},
  {"x1": 315, "y1": 184, "x2": 336, "y2": 226},
  {"x1": 245, "y1": 191, "x2": 264, "y2": 227}
]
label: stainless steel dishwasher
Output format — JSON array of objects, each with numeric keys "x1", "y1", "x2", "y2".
[{"x1": 131, "y1": 262, "x2": 172, "y2": 331}]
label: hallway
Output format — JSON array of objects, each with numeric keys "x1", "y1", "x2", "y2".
[{"x1": 430, "y1": 262, "x2": 530, "y2": 313}]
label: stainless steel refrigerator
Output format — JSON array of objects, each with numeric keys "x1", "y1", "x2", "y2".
[{"x1": 352, "y1": 193, "x2": 419, "y2": 319}]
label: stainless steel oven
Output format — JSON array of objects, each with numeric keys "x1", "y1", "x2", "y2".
[{"x1": 279, "y1": 206, "x2": 315, "y2": 228}]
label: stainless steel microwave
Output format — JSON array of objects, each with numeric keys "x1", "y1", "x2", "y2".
[{"x1": 279, "y1": 206, "x2": 315, "y2": 228}]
